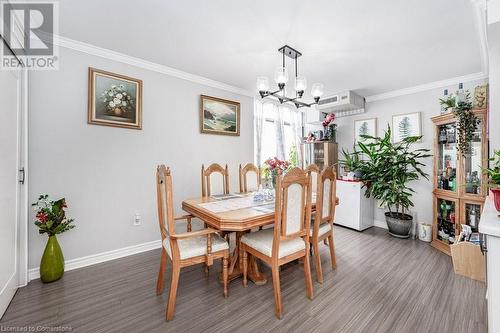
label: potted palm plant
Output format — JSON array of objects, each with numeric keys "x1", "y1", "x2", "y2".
[
  {"x1": 353, "y1": 126, "x2": 431, "y2": 238},
  {"x1": 484, "y1": 150, "x2": 500, "y2": 212}
]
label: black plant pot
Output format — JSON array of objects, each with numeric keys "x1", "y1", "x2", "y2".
[{"x1": 385, "y1": 212, "x2": 413, "y2": 238}]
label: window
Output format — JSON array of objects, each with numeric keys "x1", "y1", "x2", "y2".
[{"x1": 254, "y1": 100, "x2": 303, "y2": 167}]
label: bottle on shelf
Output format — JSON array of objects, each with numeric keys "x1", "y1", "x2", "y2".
[
  {"x1": 456, "y1": 82, "x2": 465, "y2": 104},
  {"x1": 439, "y1": 127, "x2": 447, "y2": 143},
  {"x1": 442, "y1": 170, "x2": 449, "y2": 190},
  {"x1": 465, "y1": 172, "x2": 472, "y2": 193},
  {"x1": 447, "y1": 125, "x2": 456, "y2": 143},
  {"x1": 471, "y1": 171, "x2": 480, "y2": 194},
  {"x1": 469, "y1": 206, "x2": 477, "y2": 229},
  {"x1": 441, "y1": 89, "x2": 450, "y2": 114}
]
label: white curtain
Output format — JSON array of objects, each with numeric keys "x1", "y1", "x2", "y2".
[
  {"x1": 254, "y1": 99, "x2": 304, "y2": 165},
  {"x1": 254, "y1": 99, "x2": 264, "y2": 167},
  {"x1": 274, "y1": 104, "x2": 286, "y2": 161}
]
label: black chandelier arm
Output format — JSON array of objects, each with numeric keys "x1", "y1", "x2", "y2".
[{"x1": 259, "y1": 90, "x2": 320, "y2": 108}]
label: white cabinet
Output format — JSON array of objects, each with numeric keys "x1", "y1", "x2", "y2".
[{"x1": 335, "y1": 180, "x2": 374, "y2": 231}]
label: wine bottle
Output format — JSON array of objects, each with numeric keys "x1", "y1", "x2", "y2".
[
  {"x1": 456, "y1": 82, "x2": 465, "y2": 104},
  {"x1": 441, "y1": 89, "x2": 449, "y2": 114}
]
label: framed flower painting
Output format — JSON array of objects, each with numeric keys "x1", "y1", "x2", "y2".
[{"x1": 88, "y1": 68, "x2": 143, "y2": 129}]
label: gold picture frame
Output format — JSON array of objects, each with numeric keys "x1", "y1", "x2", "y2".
[
  {"x1": 88, "y1": 68, "x2": 143, "y2": 130},
  {"x1": 200, "y1": 95, "x2": 240, "y2": 136}
]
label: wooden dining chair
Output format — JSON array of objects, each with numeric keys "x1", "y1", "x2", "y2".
[
  {"x1": 309, "y1": 166, "x2": 337, "y2": 283},
  {"x1": 201, "y1": 163, "x2": 230, "y2": 197},
  {"x1": 241, "y1": 167, "x2": 314, "y2": 319},
  {"x1": 156, "y1": 165, "x2": 230, "y2": 321},
  {"x1": 305, "y1": 164, "x2": 320, "y2": 196},
  {"x1": 239, "y1": 163, "x2": 261, "y2": 193}
]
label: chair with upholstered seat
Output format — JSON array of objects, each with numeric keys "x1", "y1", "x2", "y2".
[
  {"x1": 240, "y1": 167, "x2": 314, "y2": 319},
  {"x1": 309, "y1": 165, "x2": 337, "y2": 283},
  {"x1": 155, "y1": 165, "x2": 229, "y2": 321},
  {"x1": 201, "y1": 163, "x2": 229, "y2": 197},
  {"x1": 239, "y1": 163, "x2": 261, "y2": 193}
]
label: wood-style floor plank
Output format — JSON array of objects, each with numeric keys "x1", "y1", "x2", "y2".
[{"x1": 0, "y1": 227, "x2": 487, "y2": 332}]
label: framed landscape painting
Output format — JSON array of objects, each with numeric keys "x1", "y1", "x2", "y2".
[
  {"x1": 354, "y1": 118, "x2": 377, "y2": 144},
  {"x1": 392, "y1": 112, "x2": 421, "y2": 143},
  {"x1": 88, "y1": 68, "x2": 143, "y2": 129},
  {"x1": 200, "y1": 95, "x2": 240, "y2": 136}
]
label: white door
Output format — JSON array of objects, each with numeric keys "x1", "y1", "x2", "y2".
[{"x1": 0, "y1": 43, "x2": 27, "y2": 318}]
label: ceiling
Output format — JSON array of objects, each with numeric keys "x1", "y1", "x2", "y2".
[{"x1": 57, "y1": 0, "x2": 483, "y2": 98}]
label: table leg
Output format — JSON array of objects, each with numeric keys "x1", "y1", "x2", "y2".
[{"x1": 220, "y1": 231, "x2": 267, "y2": 285}]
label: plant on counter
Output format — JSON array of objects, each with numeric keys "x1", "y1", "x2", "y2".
[
  {"x1": 32, "y1": 194, "x2": 75, "y2": 283},
  {"x1": 454, "y1": 91, "x2": 480, "y2": 157},
  {"x1": 352, "y1": 126, "x2": 432, "y2": 238},
  {"x1": 439, "y1": 94, "x2": 456, "y2": 112},
  {"x1": 262, "y1": 157, "x2": 291, "y2": 188},
  {"x1": 340, "y1": 147, "x2": 362, "y2": 178},
  {"x1": 484, "y1": 150, "x2": 500, "y2": 212}
]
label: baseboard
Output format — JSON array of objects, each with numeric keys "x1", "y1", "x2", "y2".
[
  {"x1": 374, "y1": 220, "x2": 388, "y2": 230},
  {"x1": 28, "y1": 239, "x2": 162, "y2": 281}
]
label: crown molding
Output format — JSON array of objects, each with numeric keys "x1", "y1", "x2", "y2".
[
  {"x1": 365, "y1": 71, "x2": 488, "y2": 102},
  {"x1": 53, "y1": 34, "x2": 254, "y2": 97}
]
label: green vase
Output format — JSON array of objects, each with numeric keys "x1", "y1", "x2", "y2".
[{"x1": 40, "y1": 235, "x2": 65, "y2": 283}]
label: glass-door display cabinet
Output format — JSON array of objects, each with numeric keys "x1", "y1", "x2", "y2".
[
  {"x1": 431, "y1": 109, "x2": 488, "y2": 255},
  {"x1": 301, "y1": 142, "x2": 338, "y2": 174}
]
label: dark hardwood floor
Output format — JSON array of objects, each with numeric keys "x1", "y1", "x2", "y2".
[{"x1": 0, "y1": 227, "x2": 487, "y2": 333}]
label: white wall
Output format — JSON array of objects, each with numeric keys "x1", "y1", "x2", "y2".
[
  {"x1": 28, "y1": 47, "x2": 254, "y2": 269},
  {"x1": 334, "y1": 79, "x2": 487, "y2": 226},
  {"x1": 488, "y1": 20, "x2": 500, "y2": 153}
]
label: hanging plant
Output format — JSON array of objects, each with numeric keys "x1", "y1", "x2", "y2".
[{"x1": 454, "y1": 91, "x2": 480, "y2": 156}]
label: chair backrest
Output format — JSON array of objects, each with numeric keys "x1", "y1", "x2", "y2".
[
  {"x1": 313, "y1": 166, "x2": 337, "y2": 237},
  {"x1": 273, "y1": 167, "x2": 312, "y2": 257},
  {"x1": 201, "y1": 163, "x2": 229, "y2": 197},
  {"x1": 305, "y1": 164, "x2": 320, "y2": 195},
  {"x1": 156, "y1": 165, "x2": 175, "y2": 241},
  {"x1": 239, "y1": 163, "x2": 261, "y2": 193}
]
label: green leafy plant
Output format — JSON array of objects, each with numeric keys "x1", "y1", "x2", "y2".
[
  {"x1": 352, "y1": 126, "x2": 431, "y2": 217},
  {"x1": 454, "y1": 91, "x2": 480, "y2": 157},
  {"x1": 484, "y1": 150, "x2": 500, "y2": 188},
  {"x1": 340, "y1": 147, "x2": 361, "y2": 172},
  {"x1": 439, "y1": 94, "x2": 456, "y2": 110},
  {"x1": 32, "y1": 194, "x2": 75, "y2": 236}
]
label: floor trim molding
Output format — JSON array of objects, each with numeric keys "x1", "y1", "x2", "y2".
[
  {"x1": 374, "y1": 220, "x2": 388, "y2": 230},
  {"x1": 28, "y1": 239, "x2": 162, "y2": 281}
]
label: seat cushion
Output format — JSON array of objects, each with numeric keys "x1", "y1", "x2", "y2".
[
  {"x1": 241, "y1": 228, "x2": 305, "y2": 258},
  {"x1": 310, "y1": 223, "x2": 332, "y2": 237},
  {"x1": 163, "y1": 232, "x2": 229, "y2": 260}
]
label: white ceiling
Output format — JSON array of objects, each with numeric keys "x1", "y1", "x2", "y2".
[{"x1": 58, "y1": 0, "x2": 483, "y2": 98}]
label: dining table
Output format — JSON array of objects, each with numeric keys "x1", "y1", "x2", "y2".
[{"x1": 182, "y1": 192, "x2": 339, "y2": 285}]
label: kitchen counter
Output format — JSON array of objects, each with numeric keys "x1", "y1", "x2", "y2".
[{"x1": 479, "y1": 195, "x2": 500, "y2": 237}]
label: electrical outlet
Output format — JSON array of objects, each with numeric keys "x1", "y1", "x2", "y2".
[{"x1": 134, "y1": 213, "x2": 142, "y2": 226}]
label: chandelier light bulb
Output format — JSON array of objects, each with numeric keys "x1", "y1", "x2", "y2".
[
  {"x1": 256, "y1": 76, "x2": 270, "y2": 92},
  {"x1": 295, "y1": 76, "x2": 307, "y2": 93},
  {"x1": 311, "y1": 83, "x2": 324, "y2": 98},
  {"x1": 274, "y1": 67, "x2": 289, "y2": 86}
]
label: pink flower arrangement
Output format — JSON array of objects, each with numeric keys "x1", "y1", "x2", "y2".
[
  {"x1": 322, "y1": 113, "x2": 336, "y2": 127},
  {"x1": 264, "y1": 157, "x2": 290, "y2": 173}
]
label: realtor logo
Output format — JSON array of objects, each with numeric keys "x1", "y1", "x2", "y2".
[{"x1": 1, "y1": 0, "x2": 59, "y2": 70}]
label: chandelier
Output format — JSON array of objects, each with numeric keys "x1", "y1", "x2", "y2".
[{"x1": 256, "y1": 45, "x2": 324, "y2": 109}]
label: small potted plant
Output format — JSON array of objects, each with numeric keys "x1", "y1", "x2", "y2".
[
  {"x1": 340, "y1": 148, "x2": 362, "y2": 179},
  {"x1": 262, "y1": 157, "x2": 290, "y2": 188},
  {"x1": 353, "y1": 126, "x2": 431, "y2": 238},
  {"x1": 439, "y1": 94, "x2": 456, "y2": 114},
  {"x1": 484, "y1": 150, "x2": 500, "y2": 212},
  {"x1": 32, "y1": 195, "x2": 75, "y2": 283}
]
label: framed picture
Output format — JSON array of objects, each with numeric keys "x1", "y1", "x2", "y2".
[
  {"x1": 392, "y1": 112, "x2": 421, "y2": 143},
  {"x1": 88, "y1": 68, "x2": 143, "y2": 129},
  {"x1": 354, "y1": 118, "x2": 377, "y2": 144},
  {"x1": 473, "y1": 84, "x2": 488, "y2": 109},
  {"x1": 200, "y1": 95, "x2": 240, "y2": 136}
]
